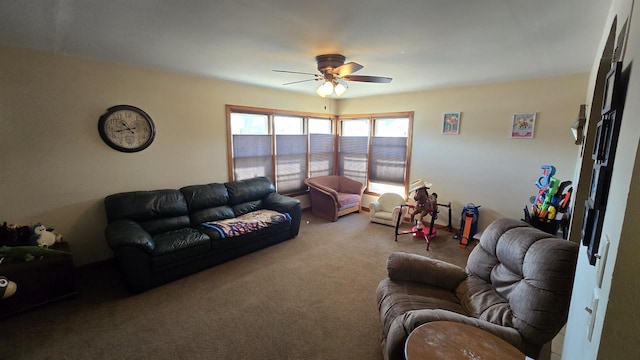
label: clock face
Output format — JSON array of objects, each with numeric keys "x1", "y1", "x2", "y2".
[{"x1": 98, "y1": 105, "x2": 155, "y2": 152}]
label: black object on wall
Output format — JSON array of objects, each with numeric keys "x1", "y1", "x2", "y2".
[{"x1": 581, "y1": 61, "x2": 626, "y2": 265}]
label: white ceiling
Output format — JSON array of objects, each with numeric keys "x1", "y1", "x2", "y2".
[{"x1": 0, "y1": 0, "x2": 612, "y2": 98}]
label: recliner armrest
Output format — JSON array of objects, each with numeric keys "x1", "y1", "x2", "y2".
[
  {"x1": 386, "y1": 252, "x2": 467, "y2": 290},
  {"x1": 105, "y1": 220, "x2": 155, "y2": 253},
  {"x1": 385, "y1": 309, "x2": 524, "y2": 360}
]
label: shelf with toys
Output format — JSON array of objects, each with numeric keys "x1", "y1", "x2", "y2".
[{"x1": 523, "y1": 165, "x2": 572, "y2": 239}]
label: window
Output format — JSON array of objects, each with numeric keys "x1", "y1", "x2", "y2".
[
  {"x1": 230, "y1": 112, "x2": 272, "y2": 180},
  {"x1": 227, "y1": 105, "x2": 335, "y2": 195},
  {"x1": 227, "y1": 105, "x2": 412, "y2": 197},
  {"x1": 339, "y1": 115, "x2": 412, "y2": 196},
  {"x1": 274, "y1": 116, "x2": 307, "y2": 193},
  {"x1": 339, "y1": 118, "x2": 369, "y2": 185},
  {"x1": 369, "y1": 117, "x2": 409, "y2": 196}
]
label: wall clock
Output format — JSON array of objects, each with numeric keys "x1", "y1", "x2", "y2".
[{"x1": 98, "y1": 105, "x2": 156, "y2": 153}]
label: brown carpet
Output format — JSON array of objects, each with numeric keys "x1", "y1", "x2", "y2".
[{"x1": 1, "y1": 212, "x2": 476, "y2": 360}]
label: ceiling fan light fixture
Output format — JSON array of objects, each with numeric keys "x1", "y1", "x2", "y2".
[
  {"x1": 334, "y1": 79, "x2": 348, "y2": 96},
  {"x1": 316, "y1": 80, "x2": 334, "y2": 97}
]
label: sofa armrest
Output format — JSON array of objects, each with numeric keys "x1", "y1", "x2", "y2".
[
  {"x1": 264, "y1": 192, "x2": 299, "y2": 212},
  {"x1": 264, "y1": 192, "x2": 302, "y2": 237},
  {"x1": 306, "y1": 181, "x2": 340, "y2": 203},
  {"x1": 386, "y1": 252, "x2": 467, "y2": 290},
  {"x1": 105, "y1": 220, "x2": 155, "y2": 253}
]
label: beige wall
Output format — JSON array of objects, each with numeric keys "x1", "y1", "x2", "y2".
[
  {"x1": 0, "y1": 45, "x2": 332, "y2": 265},
  {"x1": 0, "y1": 44, "x2": 587, "y2": 267},
  {"x1": 340, "y1": 75, "x2": 587, "y2": 231}
]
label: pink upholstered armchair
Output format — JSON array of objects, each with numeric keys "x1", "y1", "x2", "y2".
[{"x1": 304, "y1": 175, "x2": 365, "y2": 222}]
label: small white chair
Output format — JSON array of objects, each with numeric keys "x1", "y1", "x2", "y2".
[{"x1": 370, "y1": 193, "x2": 407, "y2": 226}]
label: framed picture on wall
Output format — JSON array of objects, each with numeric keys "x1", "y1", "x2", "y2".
[
  {"x1": 510, "y1": 113, "x2": 536, "y2": 138},
  {"x1": 442, "y1": 112, "x2": 461, "y2": 134},
  {"x1": 600, "y1": 110, "x2": 620, "y2": 167},
  {"x1": 581, "y1": 200, "x2": 596, "y2": 247},
  {"x1": 602, "y1": 61, "x2": 622, "y2": 114},
  {"x1": 592, "y1": 118, "x2": 608, "y2": 162},
  {"x1": 588, "y1": 165, "x2": 610, "y2": 208},
  {"x1": 586, "y1": 208, "x2": 605, "y2": 266}
]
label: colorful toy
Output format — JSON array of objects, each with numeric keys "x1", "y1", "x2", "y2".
[
  {"x1": 457, "y1": 203, "x2": 481, "y2": 249},
  {"x1": 526, "y1": 165, "x2": 573, "y2": 237}
]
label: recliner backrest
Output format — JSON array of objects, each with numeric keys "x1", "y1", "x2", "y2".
[{"x1": 457, "y1": 218, "x2": 578, "y2": 348}]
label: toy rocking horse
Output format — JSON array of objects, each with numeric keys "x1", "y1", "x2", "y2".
[{"x1": 394, "y1": 180, "x2": 443, "y2": 250}]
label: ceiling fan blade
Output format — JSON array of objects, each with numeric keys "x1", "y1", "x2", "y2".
[
  {"x1": 332, "y1": 62, "x2": 364, "y2": 77},
  {"x1": 273, "y1": 69, "x2": 319, "y2": 76},
  {"x1": 342, "y1": 75, "x2": 392, "y2": 83},
  {"x1": 282, "y1": 78, "x2": 318, "y2": 86}
]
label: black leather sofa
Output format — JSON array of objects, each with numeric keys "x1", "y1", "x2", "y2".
[{"x1": 104, "y1": 177, "x2": 301, "y2": 293}]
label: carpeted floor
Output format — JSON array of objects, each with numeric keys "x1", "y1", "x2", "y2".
[{"x1": 1, "y1": 211, "x2": 476, "y2": 360}]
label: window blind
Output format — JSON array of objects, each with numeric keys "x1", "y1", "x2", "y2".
[
  {"x1": 369, "y1": 136, "x2": 407, "y2": 185},
  {"x1": 309, "y1": 133, "x2": 334, "y2": 177},
  {"x1": 233, "y1": 134, "x2": 272, "y2": 181},
  {"x1": 275, "y1": 134, "x2": 307, "y2": 193},
  {"x1": 338, "y1": 136, "x2": 368, "y2": 185}
]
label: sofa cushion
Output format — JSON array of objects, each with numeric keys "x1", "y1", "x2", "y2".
[
  {"x1": 104, "y1": 189, "x2": 191, "y2": 235},
  {"x1": 377, "y1": 278, "x2": 467, "y2": 336},
  {"x1": 151, "y1": 228, "x2": 211, "y2": 269},
  {"x1": 225, "y1": 177, "x2": 275, "y2": 205},
  {"x1": 456, "y1": 275, "x2": 513, "y2": 326},
  {"x1": 180, "y1": 183, "x2": 236, "y2": 224},
  {"x1": 337, "y1": 192, "x2": 361, "y2": 210}
]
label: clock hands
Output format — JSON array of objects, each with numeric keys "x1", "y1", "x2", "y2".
[{"x1": 117, "y1": 121, "x2": 136, "y2": 134}]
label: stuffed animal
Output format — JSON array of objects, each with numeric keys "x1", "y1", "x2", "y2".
[
  {"x1": 0, "y1": 276, "x2": 17, "y2": 299},
  {"x1": 33, "y1": 224, "x2": 58, "y2": 247},
  {"x1": 0, "y1": 245, "x2": 70, "y2": 263},
  {"x1": 0, "y1": 222, "x2": 35, "y2": 247}
]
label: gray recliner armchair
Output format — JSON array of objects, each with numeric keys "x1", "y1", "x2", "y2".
[{"x1": 376, "y1": 218, "x2": 579, "y2": 360}]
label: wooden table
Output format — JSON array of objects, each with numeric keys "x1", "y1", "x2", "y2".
[{"x1": 405, "y1": 321, "x2": 525, "y2": 360}]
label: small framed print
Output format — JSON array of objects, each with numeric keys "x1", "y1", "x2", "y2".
[
  {"x1": 442, "y1": 112, "x2": 461, "y2": 134},
  {"x1": 511, "y1": 113, "x2": 536, "y2": 138},
  {"x1": 602, "y1": 61, "x2": 622, "y2": 114}
]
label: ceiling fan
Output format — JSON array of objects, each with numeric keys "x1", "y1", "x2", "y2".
[{"x1": 273, "y1": 54, "x2": 392, "y2": 97}]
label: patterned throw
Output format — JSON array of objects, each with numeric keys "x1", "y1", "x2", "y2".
[{"x1": 201, "y1": 210, "x2": 291, "y2": 238}]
